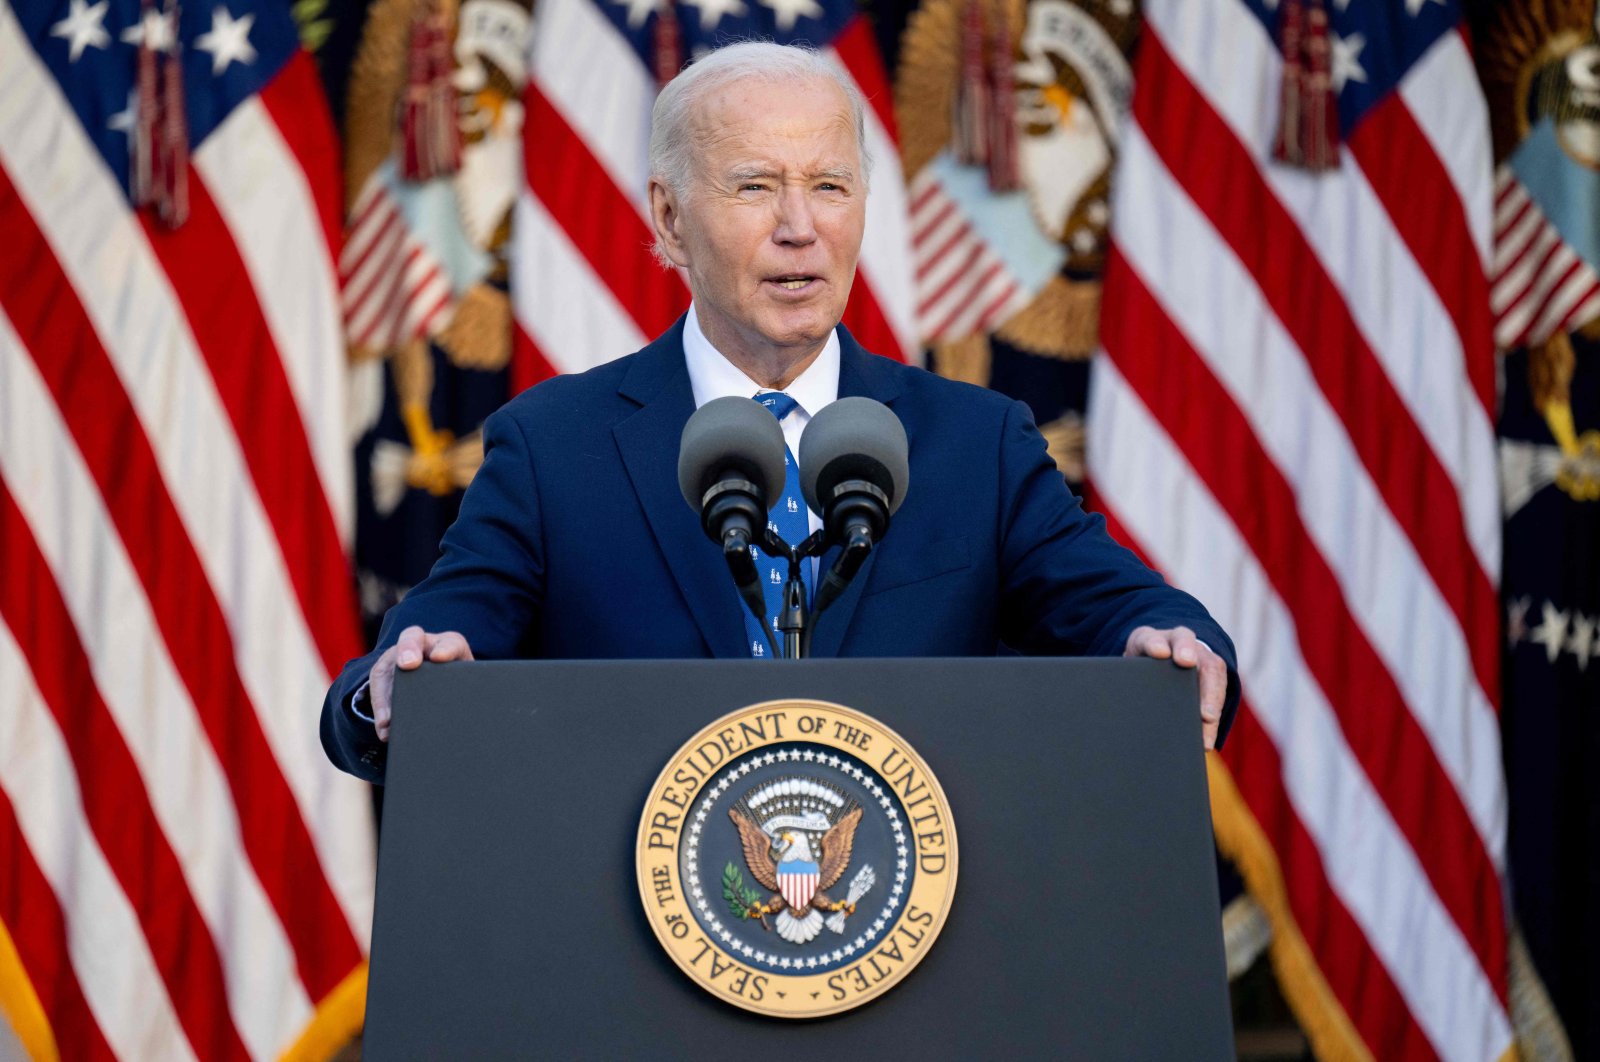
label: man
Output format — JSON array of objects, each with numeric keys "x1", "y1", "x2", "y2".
[{"x1": 321, "y1": 42, "x2": 1238, "y2": 784}]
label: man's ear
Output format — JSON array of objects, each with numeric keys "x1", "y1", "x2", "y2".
[{"x1": 648, "y1": 177, "x2": 691, "y2": 269}]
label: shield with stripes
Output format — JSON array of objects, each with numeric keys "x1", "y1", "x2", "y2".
[{"x1": 777, "y1": 860, "x2": 820, "y2": 912}]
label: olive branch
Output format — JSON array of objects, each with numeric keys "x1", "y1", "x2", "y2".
[{"x1": 722, "y1": 862, "x2": 764, "y2": 920}]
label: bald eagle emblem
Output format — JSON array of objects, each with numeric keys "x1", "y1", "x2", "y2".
[{"x1": 725, "y1": 777, "x2": 877, "y2": 945}]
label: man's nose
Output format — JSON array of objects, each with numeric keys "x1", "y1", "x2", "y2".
[{"x1": 773, "y1": 186, "x2": 817, "y2": 245}]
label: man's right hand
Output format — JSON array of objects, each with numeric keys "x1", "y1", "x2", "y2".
[{"x1": 368, "y1": 625, "x2": 475, "y2": 742}]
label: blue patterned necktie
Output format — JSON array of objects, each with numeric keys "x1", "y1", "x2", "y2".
[{"x1": 746, "y1": 392, "x2": 808, "y2": 658}]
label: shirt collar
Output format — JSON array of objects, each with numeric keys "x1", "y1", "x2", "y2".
[{"x1": 683, "y1": 303, "x2": 840, "y2": 417}]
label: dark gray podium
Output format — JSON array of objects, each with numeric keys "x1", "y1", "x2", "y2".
[{"x1": 366, "y1": 658, "x2": 1231, "y2": 1060}]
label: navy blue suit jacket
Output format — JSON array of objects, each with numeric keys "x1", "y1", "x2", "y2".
[{"x1": 322, "y1": 321, "x2": 1238, "y2": 781}]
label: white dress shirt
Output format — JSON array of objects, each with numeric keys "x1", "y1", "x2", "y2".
[{"x1": 682, "y1": 302, "x2": 839, "y2": 538}]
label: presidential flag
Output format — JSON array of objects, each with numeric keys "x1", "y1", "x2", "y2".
[
  {"x1": 1091, "y1": 0, "x2": 1511, "y2": 1058},
  {"x1": 0, "y1": 1, "x2": 374, "y2": 1058}
]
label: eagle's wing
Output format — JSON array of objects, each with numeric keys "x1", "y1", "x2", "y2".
[
  {"x1": 818, "y1": 807, "x2": 863, "y2": 890},
  {"x1": 729, "y1": 809, "x2": 780, "y2": 891}
]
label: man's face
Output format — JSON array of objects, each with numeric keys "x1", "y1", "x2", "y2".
[{"x1": 651, "y1": 76, "x2": 866, "y2": 367}]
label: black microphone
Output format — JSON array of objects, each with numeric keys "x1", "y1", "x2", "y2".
[
  {"x1": 678, "y1": 397, "x2": 788, "y2": 643},
  {"x1": 798, "y1": 397, "x2": 909, "y2": 616}
]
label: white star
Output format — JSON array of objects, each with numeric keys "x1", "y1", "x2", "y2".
[
  {"x1": 718, "y1": 928, "x2": 731, "y2": 941},
  {"x1": 1530, "y1": 601, "x2": 1570, "y2": 664},
  {"x1": 107, "y1": 88, "x2": 138, "y2": 134},
  {"x1": 779, "y1": 957, "x2": 791, "y2": 968},
  {"x1": 763, "y1": 753, "x2": 776, "y2": 765},
  {"x1": 120, "y1": 6, "x2": 177, "y2": 52},
  {"x1": 830, "y1": 949, "x2": 843, "y2": 962},
  {"x1": 757, "y1": 0, "x2": 821, "y2": 31},
  {"x1": 195, "y1": 7, "x2": 256, "y2": 74},
  {"x1": 51, "y1": 0, "x2": 110, "y2": 62},
  {"x1": 614, "y1": 0, "x2": 661, "y2": 29},
  {"x1": 805, "y1": 957, "x2": 817, "y2": 968},
  {"x1": 1331, "y1": 33, "x2": 1367, "y2": 93},
  {"x1": 1566, "y1": 612, "x2": 1595, "y2": 670},
  {"x1": 801, "y1": 750, "x2": 815, "y2": 761},
  {"x1": 776, "y1": 750, "x2": 789, "y2": 761},
  {"x1": 1405, "y1": 0, "x2": 1445, "y2": 14},
  {"x1": 680, "y1": 0, "x2": 746, "y2": 29},
  {"x1": 1506, "y1": 596, "x2": 1531, "y2": 645}
]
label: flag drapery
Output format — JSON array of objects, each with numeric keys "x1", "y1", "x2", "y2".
[
  {"x1": 1090, "y1": 1, "x2": 1511, "y2": 1058},
  {"x1": 0, "y1": 1, "x2": 375, "y2": 1058},
  {"x1": 511, "y1": 0, "x2": 918, "y2": 382}
]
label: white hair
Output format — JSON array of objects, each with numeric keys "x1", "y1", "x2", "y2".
[{"x1": 648, "y1": 41, "x2": 875, "y2": 202}]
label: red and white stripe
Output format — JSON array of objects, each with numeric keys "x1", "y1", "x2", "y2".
[
  {"x1": 778, "y1": 868, "x2": 818, "y2": 911},
  {"x1": 0, "y1": 4, "x2": 374, "y2": 1058},
  {"x1": 1490, "y1": 167, "x2": 1600, "y2": 350},
  {"x1": 1089, "y1": 2, "x2": 1511, "y2": 1058},
  {"x1": 511, "y1": 0, "x2": 915, "y2": 381},
  {"x1": 907, "y1": 168, "x2": 1029, "y2": 344},
  {"x1": 341, "y1": 174, "x2": 454, "y2": 352}
]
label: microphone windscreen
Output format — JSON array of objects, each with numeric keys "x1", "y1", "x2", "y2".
[
  {"x1": 678, "y1": 396, "x2": 788, "y2": 512},
  {"x1": 798, "y1": 397, "x2": 909, "y2": 517}
]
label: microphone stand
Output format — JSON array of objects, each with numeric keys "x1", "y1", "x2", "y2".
[{"x1": 755, "y1": 475, "x2": 893, "y2": 659}]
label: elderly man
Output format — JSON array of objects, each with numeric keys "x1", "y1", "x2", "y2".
[{"x1": 321, "y1": 42, "x2": 1238, "y2": 783}]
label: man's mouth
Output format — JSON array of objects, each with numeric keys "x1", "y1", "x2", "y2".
[{"x1": 769, "y1": 275, "x2": 818, "y2": 290}]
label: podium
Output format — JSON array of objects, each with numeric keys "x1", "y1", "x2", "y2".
[{"x1": 365, "y1": 658, "x2": 1232, "y2": 1059}]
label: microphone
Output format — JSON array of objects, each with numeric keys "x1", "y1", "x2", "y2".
[
  {"x1": 798, "y1": 397, "x2": 909, "y2": 616},
  {"x1": 678, "y1": 397, "x2": 788, "y2": 642}
]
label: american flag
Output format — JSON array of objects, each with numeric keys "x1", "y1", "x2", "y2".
[
  {"x1": 511, "y1": 0, "x2": 918, "y2": 379},
  {"x1": 0, "y1": 1, "x2": 374, "y2": 1059},
  {"x1": 1090, "y1": 0, "x2": 1509, "y2": 1058}
]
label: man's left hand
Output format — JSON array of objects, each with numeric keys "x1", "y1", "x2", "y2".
[{"x1": 1124, "y1": 625, "x2": 1227, "y2": 749}]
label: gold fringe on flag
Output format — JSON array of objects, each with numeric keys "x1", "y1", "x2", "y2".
[
  {"x1": 0, "y1": 918, "x2": 56, "y2": 1062},
  {"x1": 1206, "y1": 752, "x2": 1373, "y2": 1062},
  {"x1": 278, "y1": 963, "x2": 368, "y2": 1062}
]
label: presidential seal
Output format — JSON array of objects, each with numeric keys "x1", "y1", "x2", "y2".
[{"x1": 636, "y1": 701, "x2": 958, "y2": 1018}]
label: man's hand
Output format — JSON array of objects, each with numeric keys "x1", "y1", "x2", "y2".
[
  {"x1": 368, "y1": 626, "x2": 475, "y2": 742},
  {"x1": 1124, "y1": 625, "x2": 1227, "y2": 749}
]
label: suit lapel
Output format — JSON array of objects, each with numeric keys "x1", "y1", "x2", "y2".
[
  {"x1": 808, "y1": 329, "x2": 908, "y2": 659},
  {"x1": 613, "y1": 323, "x2": 750, "y2": 659}
]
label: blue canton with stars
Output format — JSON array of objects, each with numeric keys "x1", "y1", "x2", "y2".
[
  {"x1": 1238, "y1": 0, "x2": 1463, "y2": 134},
  {"x1": 16, "y1": 0, "x2": 300, "y2": 201},
  {"x1": 594, "y1": 0, "x2": 855, "y2": 71}
]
